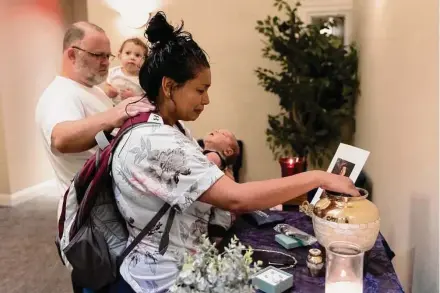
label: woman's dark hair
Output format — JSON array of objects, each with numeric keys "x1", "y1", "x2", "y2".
[{"x1": 139, "y1": 11, "x2": 210, "y2": 105}]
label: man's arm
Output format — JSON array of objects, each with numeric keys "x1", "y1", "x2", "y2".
[
  {"x1": 51, "y1": 97, "x2": 155, "y2": 154},
  {"x1": 51, "y1": 111, "x2": 114, "y2": 153}
]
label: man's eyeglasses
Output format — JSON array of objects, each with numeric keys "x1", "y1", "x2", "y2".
[{"x1": 72, "y1": 46, "x2": 115, "y2": 61}]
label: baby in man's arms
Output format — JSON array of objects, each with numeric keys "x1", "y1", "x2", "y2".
[
  {"x1": 202, "y1": 129, "x2": 240, "y2": 245},
  {"x1": 103, "y1": 37, "x2": 148, "y2": 104}
]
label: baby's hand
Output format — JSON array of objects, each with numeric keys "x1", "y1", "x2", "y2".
[
  {"x1": 120, "y1": 89, "x2": 135, "y2": 100},
  {"x1": 104, "y1": 83, "x2": 119, "y2": 99}
]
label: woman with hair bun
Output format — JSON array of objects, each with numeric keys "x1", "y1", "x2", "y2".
[{"x1": 111, "y1": 11, "x2": 359, "y2": 292}]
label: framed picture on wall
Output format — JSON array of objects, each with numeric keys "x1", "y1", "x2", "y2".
[
  {"x1": 311, "y1": 15, "x2": 346, "y2": 45},
  {"x1": 311, "y1": 143, "x2": 370, "y2": 204},
  {"x1": 301, "y1": 5, "x2": 353, "y2": 46}
]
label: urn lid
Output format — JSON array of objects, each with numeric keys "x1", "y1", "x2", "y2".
[
  {"x1": 313, "y1": 188, "x2": 380, "y2": 224},
  {"x1": 308, "y1": 248, "x2": 322, "y2": 257}
]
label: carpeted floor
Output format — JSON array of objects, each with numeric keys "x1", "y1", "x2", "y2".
[{"x1": 0, "y1": 194, "x2": 72, "y2": 293}]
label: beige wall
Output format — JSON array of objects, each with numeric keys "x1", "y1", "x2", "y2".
[
  {"x1": 0, "y1": 4, "x2": 64, "y2": 197},
  {"x1": 0, "y1": 1, "x2": 88, "y2": 200},
  {"x1": 87, "y1": 0, "x2": 284, "y2": 182},
  {"x1": 354, "y1": 0, "x2": 439, "y2": 292},
  {"x1": 60, "y1": 0, "x2": 88, "y2": 26}
]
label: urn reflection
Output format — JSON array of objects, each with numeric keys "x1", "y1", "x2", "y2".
[{"x1": 300, "y1": 188, "x2": 380, "y2": 251}]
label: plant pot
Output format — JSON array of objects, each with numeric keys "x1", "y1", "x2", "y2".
[{"x1": 279, "y1": 157, "x2": 307, "y2": 207}]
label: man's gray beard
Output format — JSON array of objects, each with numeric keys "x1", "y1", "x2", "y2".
[
  {"x1": 74, "y1": 59, "x2": 107, "y2": 86},
  {"x1": 86, "y1": 72, "x2": 107, "y2": 86}
]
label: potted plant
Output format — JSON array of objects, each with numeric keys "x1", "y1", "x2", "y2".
[
  {"x1": 255, "y1": 0, "x2": 360, "y2": 172},
  {"x1": 170, "y1": 235, "x2": 262, "y2": 293}
]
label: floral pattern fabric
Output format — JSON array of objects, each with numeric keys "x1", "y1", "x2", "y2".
[{"x1": 112, "y1": 121, "x2": 224, "y2": 293}]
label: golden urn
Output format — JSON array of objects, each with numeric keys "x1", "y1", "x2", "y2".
[{"x1": 300, "y1": 188, "x2": 380, "y2": 251}]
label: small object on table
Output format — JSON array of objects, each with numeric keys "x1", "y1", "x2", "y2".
[
  {"x1": 244, "y1": 210, "x2": 285, "y2": 227},
  {"x1": 275, "y1": 234, "x2": 301, "y2": 250},
  {"x1": 279, "y1": 157, "x2": 307, "y2": 207},
  {"x1": 325, "y1": 241, "x2": 364, "y2": 293},
  {"x1": 306, "y1": 248, "x2": 324, "y2": 277},
  {"x1": 274, "y1": 223, "x2": 317, "y2": 246},
  {"x1": 252, "y1": 266, "x2": 293, "y2": 293}
]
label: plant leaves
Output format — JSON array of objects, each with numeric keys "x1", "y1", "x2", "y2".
[{"x1": 255, "y1": 0, "x2": 359, "y2": 165}]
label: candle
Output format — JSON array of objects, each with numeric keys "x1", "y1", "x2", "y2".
[
  {"x1": 325, "y1": 281, "x2": 363, "y2": 293},
  {"x1": 325, "y1": 242, "x2": 364, "y2": 293},
  {"x1": 279, "y1": 157, "x2": 305, "y2": 177}
]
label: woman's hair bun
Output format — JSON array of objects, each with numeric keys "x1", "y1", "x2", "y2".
[{"x1": 145, "y1": 11, "x2": 181, "y2": 45}]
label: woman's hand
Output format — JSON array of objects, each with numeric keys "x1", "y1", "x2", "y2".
[
  {"x1": 317, "y1": 171, "x2": 360, "y2": 197},
  {"x1": 108, "y1": 97, "x2": 156, "y2": 128}
]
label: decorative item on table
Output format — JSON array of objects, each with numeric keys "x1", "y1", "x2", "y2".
[
  {"x1": 300, "y1": 188, "x2": 380, "y2": 252},
  {"x1": 244, "y1": 210, "x2": 285, "y2": 227},
  {"x1": 325, "y1": 241, "x2": 364, "y2": 293},
  {"x1": 251, "y1": 248, "x2": 298, "y2": 271},
  {"x1": 277, "y1": 156, "x2": 307, "y2": 208},
  {"x1": 274, "y1": 223, "x2": 317, "y2": 246},
  {"x1": 279, "y1": 157, "x2": 306, "y2": 177},
  {"x1": 275, "y1": 234, "x2": 301, "y2": 250},
  {"x1": 252, "y1": 266, "x2": 294, "y2": 293},
  {"x1": 306, "y1": 248, "x2": 324, "y2": 277},
  {"x1": 169, "y1": 235, "x2": 262, "y2": 293}
]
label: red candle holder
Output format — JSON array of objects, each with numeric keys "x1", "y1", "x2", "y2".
[{"x1": 279, "y1": 157, "x2": 306, "y2": 177}]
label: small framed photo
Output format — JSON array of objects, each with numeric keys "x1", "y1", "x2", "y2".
[
  {"x1": 299, "y1": 3, "x2": 353, "y2": 47},
  {"x1": 311, "y1": 143, "x2": 370, "y2": 204}
]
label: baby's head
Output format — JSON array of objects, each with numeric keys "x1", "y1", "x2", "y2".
[
  {"x1": 203, "y1": 129, "x2": 239, "y2": 166},
  {"x1": 118, "y1": 38, "x2": 148, "y2": 75}
]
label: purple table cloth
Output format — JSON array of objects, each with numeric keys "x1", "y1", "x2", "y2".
[{"x1": 232, "y1": 209, "x2": 404, "y2": 293}]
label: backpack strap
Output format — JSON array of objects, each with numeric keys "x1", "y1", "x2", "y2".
[
  {"x1": 159, "y1": 206, "x2": 177, "y2": 255},
  {"x1": 116, "y1": 112, "x2": 162, "y2": 143},
  {"x1": 95, "y1": 130, "x2": 111, "y2": 150},
  {"x1": 117, "y1": 203, "x2": 176, "y2": 267},
  {"x1": 71, "y1": 112, "x2": 156, "y2": 236}
]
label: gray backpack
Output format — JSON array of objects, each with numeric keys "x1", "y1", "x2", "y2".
[{"x1": 56, "y1": 113, "x2": 176, "y2": 290}]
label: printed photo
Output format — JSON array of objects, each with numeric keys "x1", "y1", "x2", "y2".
[
  {"x1": 331, "y1": 158, "x2": 355, "y2": 177},
  {"x1": 311, "y1": 143, "x2": 370, "y2": 204}
]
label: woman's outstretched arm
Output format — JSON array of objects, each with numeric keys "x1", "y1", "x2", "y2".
[{"x1": 199, "y1": 170, "x2": 359, "y2": 213}]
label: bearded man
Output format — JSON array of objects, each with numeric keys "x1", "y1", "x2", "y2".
[{"x1": 35, "y1": 21, "x2": 154, "y2": 218}]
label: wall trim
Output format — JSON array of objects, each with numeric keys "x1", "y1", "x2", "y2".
[{"x1": 0, "y1": 179, "x2": 57, "y2": 207}]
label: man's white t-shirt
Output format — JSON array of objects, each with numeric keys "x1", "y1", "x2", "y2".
[{"x1": 35, "y1": 76, "x2": 114, "y2": 215}]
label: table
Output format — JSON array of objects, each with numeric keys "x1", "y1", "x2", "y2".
[{"x1": 229, "y1": 209, "x2": 404, "y2": 293}]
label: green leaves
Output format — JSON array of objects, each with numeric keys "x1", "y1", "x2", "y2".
[{"x1": 255, "y1": 0, "x2": 360, "y2": 168}]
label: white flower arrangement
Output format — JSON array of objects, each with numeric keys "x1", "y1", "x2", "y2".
[{"x1": 169, "y1": 235, "x2": 263, "y2": 293}]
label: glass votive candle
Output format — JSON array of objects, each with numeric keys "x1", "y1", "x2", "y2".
[{"x1": 325, "y1": 241, "x2": 364, "y2": 293}]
